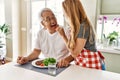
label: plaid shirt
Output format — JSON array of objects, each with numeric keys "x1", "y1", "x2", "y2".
[{"x1": 75, "y1": 49, "x2": 105, "y2": 70}]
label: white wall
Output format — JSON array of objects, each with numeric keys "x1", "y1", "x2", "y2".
[
  {"x1": 4, "y1": 0, "x2": 13, "y2": 60},
  {"x1": 4, "y1": 0, "x2": 21, "y2": 61},
  {"x1": 3, "y1": 0, "x2": 29, "y2": 60},
  {"x1": 101, "y1": 0, "x2": 120, "y2": 14},
  {"x1": 81, "y1": 0, "x2": 97, "y2": 27},
  {"x1": 20, "y1": 0, "x2": 27, "y2": 56},
  {"x1": 12, "y1": 0, "x2": 21, "y2": 61},
  {"x1": 0, "y1": 0, "x2": 5, "y2": 24}
]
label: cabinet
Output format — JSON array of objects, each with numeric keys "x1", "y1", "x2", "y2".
[
  {"x1": 102, "y1": 52, "x2": 120, "y2": 73},
  {"x1": 0, "y1": 44, "x2": 6, "y2": 64},
  {"x1": 0, "y1": 34, "x2": 6, "y2": 64},
  {"x1": 0, "y1": 44, "x2": 6, "y2": 59}
]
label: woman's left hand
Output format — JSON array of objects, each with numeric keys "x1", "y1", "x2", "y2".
[{"x1": 57, "y1": 58, "x2": 70, "y2": 68}]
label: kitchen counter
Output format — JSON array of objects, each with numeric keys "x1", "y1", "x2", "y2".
[
  {"x1": 98, "y1": 47, "x2": 120, "y2": 55},
  {"x1": 0, "y1": 62, "x2": 120, "y2": 80}
]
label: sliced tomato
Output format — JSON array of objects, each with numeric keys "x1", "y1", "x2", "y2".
[{"x1": 40, "y1": 63, "x2": 44, "y2": 66}]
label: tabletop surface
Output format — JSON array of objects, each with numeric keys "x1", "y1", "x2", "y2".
[{"x1": 0, "y1": 62, "x2": 120, "y2": 80}]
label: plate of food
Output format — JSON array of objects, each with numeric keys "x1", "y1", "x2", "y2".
[{"x1": 31, "y1": 58, "x2": 56, "y2": 68}]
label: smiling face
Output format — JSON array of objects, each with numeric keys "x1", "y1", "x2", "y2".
[{"x1": 41, "y1": 11, "x2": 58, "y2": 34}]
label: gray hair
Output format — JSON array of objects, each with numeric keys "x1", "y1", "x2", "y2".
[{"x1": 39, "y1": 8, "x2": 54, "y2": 21}]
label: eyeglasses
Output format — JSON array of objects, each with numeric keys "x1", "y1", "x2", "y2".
[{"x1": 43, "y1": 16, "x2": 56, "y2": 23}]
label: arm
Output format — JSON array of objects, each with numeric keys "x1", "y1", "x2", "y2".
[
  {"x1": 57, "y1": 55, "x2": 74, "y2": 67},
  {"x1": 64, "y1": 55, "x2": 74, "y2": 63},
  {"x1": 70, "y1": 38, "x2": 86, "y2": 58},
  {"x1": 17, "y1": 49, "x2": 41, "y2": 64},
  {"x1": 56, "y1": 27, "x2": 86, "y2": 58},
  {"x1": 62, "y1": 34, "x2": 86, "y2": 58},
  {"x1": 56, "y1": 27, "x2": 69, "y2": 46},
  {"x1": 27, "y1": 49, "x2": 41, "y2": 61}
]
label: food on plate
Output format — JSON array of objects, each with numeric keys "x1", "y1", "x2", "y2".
[
  {"x1": 35, "y1": 58, "x2": 56, "y2": 66},
  {"x1": 35, "y1": 60, "x2": 44, "y2": 66},
  {"x1": 43, "y1": 58, "x2": 56, "y2": 66}
]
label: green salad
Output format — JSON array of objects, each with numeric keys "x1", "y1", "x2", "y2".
[{"x1": 43, "y1": 58, "x2": 56, "y2": 66}]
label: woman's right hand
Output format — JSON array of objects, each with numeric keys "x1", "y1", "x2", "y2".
[
  {"x1": 56, "y1": 26, "x2": 69, "y2": 46},
  {"x1": 17, "y1": 56, "x2": 29, "y2": 65},
  {"x1": 56, "y1": 26, "x2": 66, "y2": 37}
]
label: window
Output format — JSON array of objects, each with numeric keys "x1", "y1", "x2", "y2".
[
  {"x1": 96, "y1": 15, "x2": 120, "y2": 47},
  {"x1": 31, "y1": 0, "x2": 64, "y2": 50},
  {"x1": 31, "y1": 0, "x2": 45, "y2": 50}
]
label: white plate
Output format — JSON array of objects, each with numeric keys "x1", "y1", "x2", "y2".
[{"x1": 31, "y1": 59, "x2": 48, "y2": 68}]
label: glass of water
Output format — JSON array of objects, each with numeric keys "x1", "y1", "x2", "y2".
[{"x1": 48, "y1": 63, "x2": 56, "y2": 75}]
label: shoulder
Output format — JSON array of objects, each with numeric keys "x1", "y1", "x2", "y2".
[
  {"x1": 77, "y1": 22, "x2": 90, "y2": 38},
  {"x1": 37, "y1": 28, "x2": 47, "y2": 36},
  {"x1": 38, "y1": 28, "x2": 46, "y2": 32}
]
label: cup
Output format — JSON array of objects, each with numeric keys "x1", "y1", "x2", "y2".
[
  {"x1": 48, "y1": 63, "x2": 56, "y2": 75},
  {"x1": 103, "y1": 38, "x2": 109, "y2": 47}
]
